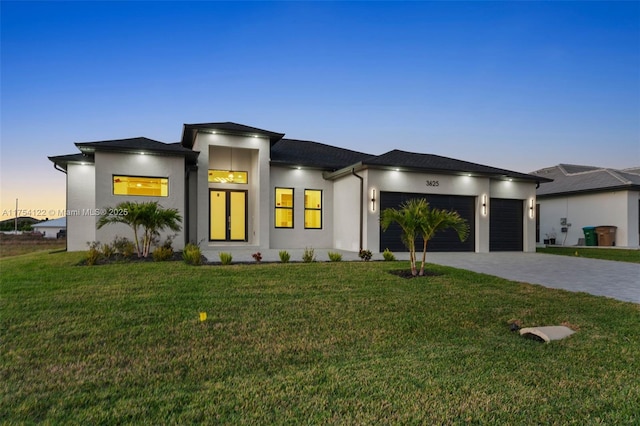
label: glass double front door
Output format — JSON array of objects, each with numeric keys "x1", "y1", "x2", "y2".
[{"x1": 210, "y1": 190, "x2": 247, "y2": 241}]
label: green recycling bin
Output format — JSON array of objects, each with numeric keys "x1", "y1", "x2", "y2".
[{"x1": 582, "y1": 226, "x2": 597, "y2": 246}]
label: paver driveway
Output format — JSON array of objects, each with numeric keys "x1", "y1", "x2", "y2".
[{"x1": 425, "y1": 252, "x2": 640, "y2": 304}]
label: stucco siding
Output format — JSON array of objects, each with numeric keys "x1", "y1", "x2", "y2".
[
  {"x1": 93, "y1": 152, "x2": 186, "y2": 250},
  {"x1": 539, "y1": 191, "x2": 638, "y2": 247},
  {"x1": 66, "y1": 163, "x2": 96, "y2": 251},
  {"x1": 333, "y1": 175, "x2": 362, "y2": 252},
  {"x1": 269, "y1": 166, "x2": 334, "y2": 249}
]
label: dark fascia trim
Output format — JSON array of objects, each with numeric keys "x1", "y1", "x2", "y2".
[
  {"x1": 75, "y1": 144, "x2": 199, "y2": 163},
  {"x1": 537, "y1": 185, "x2": 640, "y2": 199},
  {"x1": 48, "y1": 154, "x2": 95, "y2": 171},
  {"x1": 323, "y1": 162, "x2": 548, "y2": 183}
]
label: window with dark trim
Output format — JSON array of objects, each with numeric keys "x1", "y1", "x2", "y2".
[
  {"x1": 304, "y1": 189, "x2": 322, "y2": 229},
  {"x1": 275, "y1": 187, "x2": 294, "y2": 228},
  {"x1": 113, "y1": 175, "x2": 168, "y2": 197}
]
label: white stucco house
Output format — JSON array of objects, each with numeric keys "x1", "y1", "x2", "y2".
[
  {"x1": 531, "y1": 164, "x2": 640, "y2": 247},
  {"x1": 32, "y1": 217, "x2": 66, "y2": 239},
  {"x1": 49, "y1": 122, "x2": 549, "y2": 254}
]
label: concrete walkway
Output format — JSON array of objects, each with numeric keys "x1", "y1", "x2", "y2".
[{"x1": 201, "y1": 249, "x2": 639, "y2": 304}]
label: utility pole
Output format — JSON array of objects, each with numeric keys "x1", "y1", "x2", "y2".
[{"x1": 14, "y1": 198, "x2": 18, "y2": 233}]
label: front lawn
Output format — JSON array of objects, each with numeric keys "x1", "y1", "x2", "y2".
[
  {"x1": 1, "y1": 252, "x2": 638, "y2": 424},
  {"x1": 537, "y1": 246, "x2": 640, "y2": 263}
]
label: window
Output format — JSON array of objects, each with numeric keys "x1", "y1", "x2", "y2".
[
  {"x1": 304, "y1": 189, "x2": 322, "y2": 229},
  {"x1": 275, "y1": 188, "x2": 294, "y2": 228},
  {"x1": 208, "y1": 170, "x2": 248, "y2": 184},
  {"x1": 113, "y1": 176, "x2": 168, "y2": 197}
]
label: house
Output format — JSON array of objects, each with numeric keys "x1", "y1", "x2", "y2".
[
  {"x1": 32, "y1": 217, "x2": 67, "y2": 239},
  {"x1": 49, "y1": 122, "x2": 549, "y2": 254},
  {"x1": 531, "y1": 164, "x2": 640, "y2": 247}
]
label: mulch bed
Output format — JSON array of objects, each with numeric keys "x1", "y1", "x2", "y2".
[{"x1": 388, "y1": 269, "x2": 441, "y2": 279}]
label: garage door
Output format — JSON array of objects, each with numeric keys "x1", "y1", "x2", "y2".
[
  {"x1": 489, "y1": 198, "x2": 523, "y2": 251},
  {"x1": 379, "y1": 192, "x2": 475, "y2": 252}
]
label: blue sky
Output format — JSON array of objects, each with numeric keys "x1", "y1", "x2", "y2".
[{"x1": 1, "y1": 1, "x2": 639, "y2": 217}]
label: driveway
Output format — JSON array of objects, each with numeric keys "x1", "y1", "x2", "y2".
[{"x1": 425, "y1": 252, "x2": 640, "y2": 304}]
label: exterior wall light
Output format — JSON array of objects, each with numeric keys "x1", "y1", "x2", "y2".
[
  {"x1": 371, "y1": 189, "x2": 377, "y2": 212},
  {"x1": 529, "y1": 198, "x2": 535, "y2": 218},
  {"x1": 482, "y1": 195, "x2": 487, "y2": 216}
]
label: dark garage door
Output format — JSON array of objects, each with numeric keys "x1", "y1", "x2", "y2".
[
  {"x1": 490, "y1": 198, "x2": 523, "y2": 251},
  {"x1": 379, "y1": 192, "x2": 475, "y2": 252}
]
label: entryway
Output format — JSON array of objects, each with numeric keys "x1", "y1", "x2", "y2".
[{"x1": 209, "y1": 190, "x2": 247, "y2": 241}]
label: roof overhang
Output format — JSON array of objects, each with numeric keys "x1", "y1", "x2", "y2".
[
  {"x1": 323, "y1": 162, "x2": 551, "y2": 184},
  {"x1": 48, "y1": 153, "x2": 94, "y2": 171},
  {"x1": 181, "y1": 122, "x2": 285, "y2": 149}
]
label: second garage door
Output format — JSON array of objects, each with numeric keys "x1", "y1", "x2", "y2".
[
  {"x1": 379, "y1": 192, "x2": 475, "y2": 252},
  {"x1": 489, "y1": 198, "x2": 523, "y2": 251}
]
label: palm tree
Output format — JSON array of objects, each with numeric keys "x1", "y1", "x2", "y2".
[
  {"x1": 381, "y1": 198, "x2": 469, "y2": 277},
  {"x1": 417, "y1": 205, "x2": 469, "y2": 276},
  {"x1": 380, "y1": 198, "x2": 426, "y2": 276},
  {"x1": 97, "y1": 201, "x2": 182, "y2": 258}
]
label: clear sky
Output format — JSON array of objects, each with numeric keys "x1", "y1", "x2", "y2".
[{"x1": 1, "y1": 1, "x2": 639, "y2": 219}]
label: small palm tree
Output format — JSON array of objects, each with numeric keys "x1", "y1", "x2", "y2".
[
  {"x1": 380, "y1": 198, "x2": 425, "y2": 276},
  {"x1": 97, "y1": 201, "x2": 182, "y2": 258},
  {"x1": 417, "y1": 205, "x2": 469, "y2": 276},
  {"x1": 381, "y1": 198, "x2": 469, "y2": 277}
]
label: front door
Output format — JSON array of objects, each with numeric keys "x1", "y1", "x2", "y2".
[{"x1": 210, "y1": 190, "x2": 247, "y2": 241}]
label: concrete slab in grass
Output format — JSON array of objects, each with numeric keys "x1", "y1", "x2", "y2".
[{"x1": 519, "y1": 326, "x2": 576, "y2": 343}]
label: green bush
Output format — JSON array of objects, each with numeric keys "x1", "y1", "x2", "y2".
[
  {"x1": 382, "y1": 248, "x2": 396, "y2": 261},
  {"x1": 152, "y1": 246, "x2": 174, "y2": 262},
  {"x1": 359, "y1": 249, "x2": 373, "y2": 261},
  {"x1": 302, "y1": 247, "x2": 315, "y2": 263},
  {"x1": 101, "y1": 242, "x2": 115, "y2": 258},
  {"x1": 219, "y1": 252, "x2": 233, "y2": 265},
  {"x1": 112, "y1": 236, "x2": 135, "y2": 257},
  {"x1": 279, "y1": 250, "x2": 290, "y2": 263},
  {"x1": 182, "y1": 243, "x2": 202, "y2": 266},
  {"x1": 86, "y1": 241, "x2": 101, "y2": 266},
  {"x1": 328, "y1": 251, "x2": 342, "y2": 262}
]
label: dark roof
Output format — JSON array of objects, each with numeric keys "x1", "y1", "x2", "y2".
[
  {"x1": 532, "y1": 164, "x2": 640, "y2": 197},
  {"x1": 76, "y1": 137, "x2": 196, "y2": 157},
  {"x1": 181, "y1": 122, "x2": 285, "y2": 149},
  {"x1": 270, "y1": 138, "x2": 372, "y2": 170},
  {"x1": 359, "y1": 149, "x2": 547, "y2": 182},
  {"x1": 48, "y1": 153, "x2": 94, "y2": 171}
]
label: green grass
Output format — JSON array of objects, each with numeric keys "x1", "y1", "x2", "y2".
[
  {"x1": 537, "y1": 246, "x2": 640, "y2": 263},
  {"x1": 2, "y1": 252, "x2": 639, "y2": 424}
]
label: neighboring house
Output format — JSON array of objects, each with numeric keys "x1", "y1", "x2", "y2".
[
  {"x1": 531, "y1": 164, "x2": 640, "y2": 247},
  {"x1": 49, "y1": 122, "x2": 549, "y2": 253},
  {"x1": 32, "y1": 217, "x2": 67, "y2": 239}
]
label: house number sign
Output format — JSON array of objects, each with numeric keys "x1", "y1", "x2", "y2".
[{"x1": 425, "y1": 180, "x2": 440, "y2": 187}]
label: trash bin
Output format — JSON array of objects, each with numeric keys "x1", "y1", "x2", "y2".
[
  {"x1": 595, "y1": 226, "x2": 617, "y2": 246},
  {"x1": 582, "y1": 227, "x2": 597, "y2": 246}
]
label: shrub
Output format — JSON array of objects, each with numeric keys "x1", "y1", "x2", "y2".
[
  {"x1": 152, "y1": 246, "x2": 174, "y2": 262},
  {"x1": 182, "y1": 243, "x2": 202, "y2": 266},
  {"x1": 279, "y1": 250, "x2": 290, "y2": 263},
  {"x1": 219, "y1": 252, "x2": 233, "y2": 265},
  {"x1": 252, "y1": 252, "x2": 262, "y2": 262},
  {"x1": 101, "y1": 242, "x2": 115, "y2": 258},
  {"x1": 328, "y1": 251, "x2": 342, "y2": 262},
  {"x1": 302, "y1": 247, "x2": 315, "y2": 263},
  {"x1": 86, "y1": 241, "x2": 101, "y2": 266},
  {"x1": 359, "y1": 249, "x2": 373, "y2": 261},
  {"x1": 112, "y1": 236, "x2": 135, "y2": 257},
  {"x1": 382, "y1": 248, "x2": 396, "y2": 261}
]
